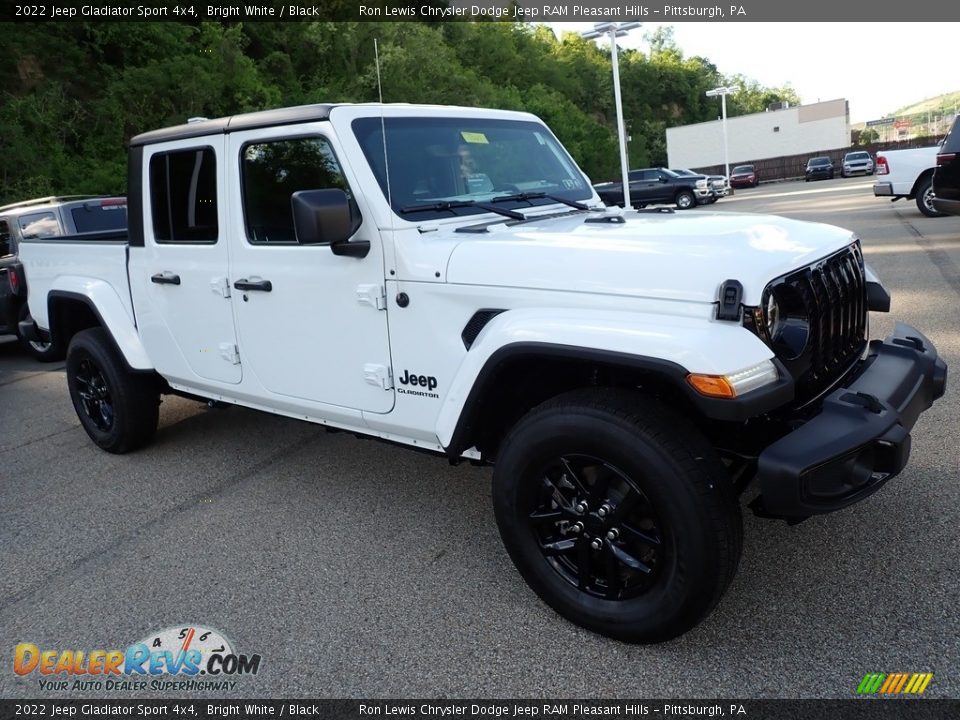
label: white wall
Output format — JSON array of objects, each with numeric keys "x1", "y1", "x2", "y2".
[{"x1": 666, "y1": 99, "x2": 850, "y2": 170}]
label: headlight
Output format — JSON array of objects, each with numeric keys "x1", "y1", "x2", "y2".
[
  {"x1": 761, "y1": 284, "x2": 810, "y2": 360},
  {"x1": 695, "y1": 179, "x2": 708, "y2": 188}
]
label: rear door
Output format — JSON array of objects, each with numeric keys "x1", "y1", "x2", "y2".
[
  {"x1": 935, "y1": 117, "x2": 960, "y2": 203},
  {"x1": 128, "y1": 139, "x2": 241, "y2": 385}
]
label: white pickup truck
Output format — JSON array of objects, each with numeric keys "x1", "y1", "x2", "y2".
[
  {"x1": 20, "y1": 104, "x2": 947, "y2": 643},
  {"x1": 873, "y1": 145, "x2": 944, "y2": 217}
]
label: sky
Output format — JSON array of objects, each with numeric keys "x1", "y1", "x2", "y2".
[{"x1": 544, "y1": 22, "x2": 957, "y2": 124}]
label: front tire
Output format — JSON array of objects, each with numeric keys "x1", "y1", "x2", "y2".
[
  {"x1": 66, "y1": 327, "x2": 160, "y2": 453},
  {"x1": 675, "y1": 190, "x2": 696, "y2": 210},
  {"x1": 492, "y1": 390, "x2": 742, "y2": 643}
]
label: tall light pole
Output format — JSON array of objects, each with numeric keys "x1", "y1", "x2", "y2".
[
  {"x1": 582, "y1": 22, "x2": 641, "y2": 210},
  {"x1": 706, "y1": 86, "x2": 738, "y2": 189}
]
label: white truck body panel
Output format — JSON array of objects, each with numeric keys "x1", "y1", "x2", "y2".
[
  {"x1": 873, "y1": 145, "x2": 938, "y2": 198},
  {"x1": 443, "y1": 211, "x2": 855, "y2": 306},
  {"x1": 19, "y1": 103, "x2": 869, "y2": 453},
  {"x1": 22, "y1": 242, "x2": 153, "y2": 369}
]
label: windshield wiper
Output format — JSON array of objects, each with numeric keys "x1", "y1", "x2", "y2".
[
  {"x1": 490, "y1": 191, "x2": 590, "y2": 211},
  {"x1": 399, "y1": 199, "x2": 525, "y2": 221}
]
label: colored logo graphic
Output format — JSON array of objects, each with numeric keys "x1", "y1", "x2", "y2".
[
  {"x1": 13, "y1": 624, "x2": 261, "y2": 689},
  {"x1": 857, "y1": 673, "x2": 933, "y2": 695}
]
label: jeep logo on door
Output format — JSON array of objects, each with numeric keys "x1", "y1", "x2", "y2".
[{"x1": 397, "y1": 369, "x2": 439, "y2": 399}]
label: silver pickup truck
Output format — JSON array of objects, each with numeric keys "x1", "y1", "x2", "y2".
[{"x1": 0, "y1": 195, "x2": 127, "y2": 359}]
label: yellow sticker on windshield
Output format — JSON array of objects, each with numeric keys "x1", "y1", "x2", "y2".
[{"x1": 460, "y1": 131, "x2": 489, "y2": 144}]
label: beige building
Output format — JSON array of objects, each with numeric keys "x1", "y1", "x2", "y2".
[{"x1": 666, "y1": 99, "x2": 850, "y2": 169}]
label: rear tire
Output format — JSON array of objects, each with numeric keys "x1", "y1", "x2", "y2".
[
  {"x1": 915, "y1": 176, "x2": 946, "y2": 217},
  {"x1": 492, "y1": 389, "x2": 742, "y2": 643},
  {"x1": 66, "y1": 327, "x2": 159, "y2": 453}
]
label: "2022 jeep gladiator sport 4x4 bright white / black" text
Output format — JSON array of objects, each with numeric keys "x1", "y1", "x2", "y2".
[{"x1": 19, "y1": 104, "x2": 947, "y2": 642}]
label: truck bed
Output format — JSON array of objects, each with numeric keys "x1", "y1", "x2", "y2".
[{"x1": 19, "y1": 230, "x2": 131, "y2": 332}]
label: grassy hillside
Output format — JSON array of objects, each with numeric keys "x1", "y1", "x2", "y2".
[{"x1": 890, "y1": 90, "x2": 960, "y2": 118}]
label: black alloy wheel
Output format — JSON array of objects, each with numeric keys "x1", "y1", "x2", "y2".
[
  {"x1": 528, "y1": 453, "x2": 665, "y2": 600},
  {"x1": 73, "y1": 353, "x2": 115, "y2": 432}
]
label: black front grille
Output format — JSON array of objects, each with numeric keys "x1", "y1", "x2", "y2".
[{"x1": 769, "y1": 244, "x2": 868, "y2": 401}]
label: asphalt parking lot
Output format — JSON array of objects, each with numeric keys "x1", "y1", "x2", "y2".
[{"x1": 1, "y1": 176, "x2": 958, "y2": 699}]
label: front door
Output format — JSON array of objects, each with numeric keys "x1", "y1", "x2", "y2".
[{"x1": 225, "y1": 129, "x2": 394, "y2": 413}]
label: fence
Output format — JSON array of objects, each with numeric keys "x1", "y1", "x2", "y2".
[{"x1": 687, "y1": 135, "x2": 942, "y2": 182}]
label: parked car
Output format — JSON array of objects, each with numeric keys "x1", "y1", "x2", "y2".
[
  {"x1": 841, "y1": 151, "x2": 874, "y2": 177},
  {"x1": 873, "y1": 146, "x2": 944, "y2": 217},
  {"x1": 805, "y1": 157, "x2": 835, "y2": 181},
  {"x1": 0, "y1": 195, "x2": 127, "y2": 359},
  {"x1": 933, "y1": 115, "x2": 960, "y2": 216},
  {"x1": 670, "y1": 168, "x2": 728, "y2": 204},
  {"x1": 729, "y1": 165, "x2": 759, "y2": 188},
  {"x1": 593, "y1": 167, "x2": 711, "y2": 210},
  {"x1": 20, "y1": 102, "x2": 947, "y2": 643}
]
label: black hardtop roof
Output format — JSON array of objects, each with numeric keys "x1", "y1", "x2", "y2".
[{"x1": 128, "y1": 103, "x2": 339, "y2": 147}]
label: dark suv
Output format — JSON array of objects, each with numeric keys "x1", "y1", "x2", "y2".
[
  {"x1": 1, "y1": 195, "x2": 126, "y2": 359},
  {"x1": 805, "y1": 157, "x2": 835, "y2": 181},
  {"x1": 933, "y1": 115, "x2": 960, "y2": 215},
  {"x1": 593, "y1": 167, "x2": 711, "y2": 210}
]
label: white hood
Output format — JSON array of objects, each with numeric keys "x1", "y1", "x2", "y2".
[{"x1": 444, "y1": 210, "x2": 857, "y2": 305}]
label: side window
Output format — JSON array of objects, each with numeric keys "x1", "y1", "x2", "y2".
[
  {"x1": 639, "y1": 170, "x2": 656, "y2": 182},
  {"x1": 241, "y1": 136, "x2": 353, "y2": 245},
  {"x1": 19, "y1": 212, "x2": 61, "y2": 239},
  {"x1": 0, "y1": 220, "x2": 10, "y2": 256},
  {"x1": 149, "y1": 147, "x2": 218, "y2": 243}
]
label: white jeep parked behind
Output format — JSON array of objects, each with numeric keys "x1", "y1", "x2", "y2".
[{"x1": 20, "y1": 104, "x2": 947, "y2": 642}]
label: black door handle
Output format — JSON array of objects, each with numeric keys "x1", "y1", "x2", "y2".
[
  {"x1": 233, "y1": 278, "x2": 272, "y2": 292},
  {"x1": 151, "y1": 272, "x2": 181, "y2": 285}
]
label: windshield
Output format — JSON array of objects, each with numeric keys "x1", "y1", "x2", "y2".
[
  {"x1": 809, "y1": 158, "x2": 831, "y2": 166},
  {"x1": 732, "y1": 166, "x2": 753, "y2": 174},
  {"x1": 845, "y1": 152, "x2": 869, "y2": 161},
  {"x1": 352, "y1": 116, "x2": 592, "y2": 220}
]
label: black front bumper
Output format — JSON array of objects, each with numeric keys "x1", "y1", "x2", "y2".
[{"x1": 755, "y1": 322, "x2": 947, "y2": 520}]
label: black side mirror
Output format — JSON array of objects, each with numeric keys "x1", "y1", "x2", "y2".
[{"x1": 291, "y1": 189, "x2": 369, "y2": 258}]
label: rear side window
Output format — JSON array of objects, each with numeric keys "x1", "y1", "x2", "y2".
[
  {"x1": 943, "y1": 116, "x2": 960, "y2": 153},
  {"x1": 0, "y1": 219, "x2": 10, "y2": 256},
  {"x1": 149, "y1": 147, "x2": 218, "y2": 243},
  {"x1": 241, "y1": 136, "x2": 353, "y2": 245},
  {"x1": 19, "y1": 212, "x2": 61, "y2": 239},
  {"x1": 69, "y1": 201, "x2": 128, "y2": 234}
]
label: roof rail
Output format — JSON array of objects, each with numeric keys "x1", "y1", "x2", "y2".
[{"x1": 0, "y1": 195, "x2": 109, "y2": 213}]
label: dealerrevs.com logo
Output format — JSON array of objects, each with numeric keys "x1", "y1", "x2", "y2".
[{"x1": 13, "y1": 625, "x2": 262, "y2": 692}]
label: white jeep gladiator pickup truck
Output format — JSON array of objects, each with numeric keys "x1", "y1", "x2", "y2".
[
  {"x1": 20, "y1": 104, "x2": 947, "y2": 643},
  {"x1": 873, "y1": 145, "x2": 944, "y2": 217}
]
